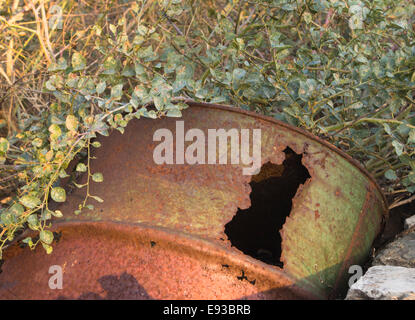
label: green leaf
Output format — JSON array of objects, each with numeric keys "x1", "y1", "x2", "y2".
[
  {"x1": 167, "y1": 109, "x2": 182, "y2": 117},
  {"x1": 48, "y1": 57, "x2": 67, "y2": 72},
  {"x1": 20, "y1": 195, "x2": 41, "y2": 209},
  {"x1": 22, "y1": 237, "x2": 32, "y2": 244},
  {"x1": 137, "y1": 24, "x2": 148, "y2": 35},
  {"x1": 42, "y1": 242, "x2": 53, "y2": 254},
  {"x1": 73, "y1": 182, "x2": 86, "y2": 189},
  {"x1": 134, "y1": 86, "x2": 148, "y2": 101},
  {"x1": 144, "y1": 110, "x2": 157, "y2": 119},
  {"x1": 96, "y1": 81, "x2": 106, "y2": 94},
  {"x1": 1, "y1": 211, "x2": 15, "y2": 225},
  {"x1": 0, "y1": 137, "x2": 9, "y2": 154},
  {"x1": 9, "y1": 203, "x2": 24, "y2": 217},
  {"x1": 385, "y1": 169, "x2": 398, "y2": 181},
  {"x1": 109, "y1": 24, "x2": 117, "y2": 35},
  {"x1": 72, "y1": 52, "x2": 86, "y2": 71},
  {"x1": 45, "y1": 79, "x2": 56, "y2": 91},
  {"x1": 392, "y1": 140, "x2": 404, "y2": 156},
  {"x1": 40, "y1": 230, "x2": 54, "y2": 245},
  {"x1": 92, "y1": 172, "x2": 104, "y2": 182},
  {"x1": 27, "y1": 214, "x2": 39, "y2": 228},
  {"x1": 41, "y1": 208, "x2": 52, "y2": 220},
  {"x1": 269, "y1": 32, "x2": 281, "y2": 48},
  {"x1": 51, "y1": 187, "x2": 66, "y2": 202},
  {"x1": 102, "y1": 56, "x2": 118, "y2": 75},
  {"x1": 298, "y1": 79, "x2": 317, "y2": 101},
  {"x1": 130, "y1": 97, "x2": 139, "y2": 109},
  {"x1": 111, "y1": 84, "x2": 123, "y2": 100},
  {"x1": 232, "y1": 68, "x2": 246, "y2": 82},
  {"x1": 65, "y1": 115, "x2": 78, "y2": 132},
  {"x1": 52, "y1": 210, "x2": 63, "y2": 218},
  {"x1": 49, "y1": 124, "x2": 62, "y2": 140},
  {"x1": 383, "y1": 124, "x2": 392, "y2": 135},
  {"x1": 121, "y1": 65, "x2": 135, "y2": 77},
  {"x1": 90, "y1": 195, "x2": 104, "y2": 203},
  {"x1": 59, "y1": 170, "x2": 69, "y2": 178},
  {"x1": 153, "y1": 96, "x2": 167, "y2": 110},
  {"x1": 408, "y1": 129, "x2": 415, "y2": 144},
  {"x1": 303, "y1": 12, "x2": 312, "y2": 24},
  {"x1": 350, "y1": 102, "x2": 363, "y2": 109},
  {"x1": 31, "y1": 138, "x2": 43, "y2": 148},
  {"x1": 137, "y1": 45, "x2": 153, "y2": 58},
  {"x1": 76, "y1": 163, "x2": 87, "y2": 172}
]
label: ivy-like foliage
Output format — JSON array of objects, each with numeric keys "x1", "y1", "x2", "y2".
[{"x1": 1, "y1": 0, "x2": 415, "y2": 257}]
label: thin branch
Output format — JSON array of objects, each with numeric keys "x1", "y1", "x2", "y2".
[{"x1": 389, "y1": 194, "x2": 415, "y2": 210}]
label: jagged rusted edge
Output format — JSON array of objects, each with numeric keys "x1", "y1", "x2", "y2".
[{"x1": 173, "y1": 100, "x2": 388, "y2": 217}]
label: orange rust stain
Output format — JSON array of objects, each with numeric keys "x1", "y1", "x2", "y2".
[{"x1": 335, "y1": 188, "x2": 342, "y2": 197}]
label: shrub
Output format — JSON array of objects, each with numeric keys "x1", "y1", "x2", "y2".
[{"x1": 1, "y1": 0, "x2": 415, "y2": 257}]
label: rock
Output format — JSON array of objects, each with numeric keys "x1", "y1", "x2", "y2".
[
  {"x1": 346, "y1": 266, "x2": 415, "y2": 300},
  {"x1": 372, "y1": 231, "x2": 415, "y2": 268},
  {"x1": 405, "y1": 215, "x2": 415, "y2": 230}
]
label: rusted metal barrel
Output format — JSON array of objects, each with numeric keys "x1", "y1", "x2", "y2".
[{"x1": 0, "y1": 102, "x2": 387, "y2": 299}]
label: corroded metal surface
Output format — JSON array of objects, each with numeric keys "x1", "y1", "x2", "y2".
[
  {"x1": 0, "y1": 102, "x2": 388, "y2": 299},
  {"x1": 0, "y1": 221, "x2": 315, "y2": 299}
]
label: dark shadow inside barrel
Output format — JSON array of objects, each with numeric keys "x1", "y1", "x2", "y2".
[{"x1": 224, "y1": 147, "x2": 310, "y2": 267}]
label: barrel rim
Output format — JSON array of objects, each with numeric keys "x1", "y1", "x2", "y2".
[{"x1": 2, "y1": 220, "x2": 322, "y2": 300}]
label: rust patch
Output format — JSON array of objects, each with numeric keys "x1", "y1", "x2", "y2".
[{"x1": 0, "y1": 221, "x2": 315, "y2": 300}]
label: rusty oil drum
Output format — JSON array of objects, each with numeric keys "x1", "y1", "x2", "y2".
[{"x1": 0, "y1": 102, "x2": 388, "y2": 300}]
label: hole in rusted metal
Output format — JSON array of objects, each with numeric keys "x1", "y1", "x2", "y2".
[{"x1": 224, "y1": 147, "x2": 310, "y2": 267}]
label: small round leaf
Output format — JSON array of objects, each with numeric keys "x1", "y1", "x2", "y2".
[
  {"x1": 19, "y1": 195, "x2": 41, "y2": 209},
  {"x1": 76, "y1": 163, "x2": 87, "y2": 172},
  {"x1": 40, "y1": 230, "x2": 54, "y2": 245},
  {"x1": 92, "y1": 173, "x2": 104, "y2": 182},
  {"x1": 66, "y1": 115, "x2": 79, "y2": 132},
  {"x1": 51, "y1": 187, "x2": 66, "y2": 202}
]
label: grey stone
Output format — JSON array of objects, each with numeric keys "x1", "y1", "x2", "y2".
[
  {"x1": 405, "y1": 215, "x2": 415, "y2": 230},
  {"x1": 372, "y1": 231, "x2": 415, "y2": 268},
  {"x1": 346, "y1": 266, "x2": 415, "y2": 300}
]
